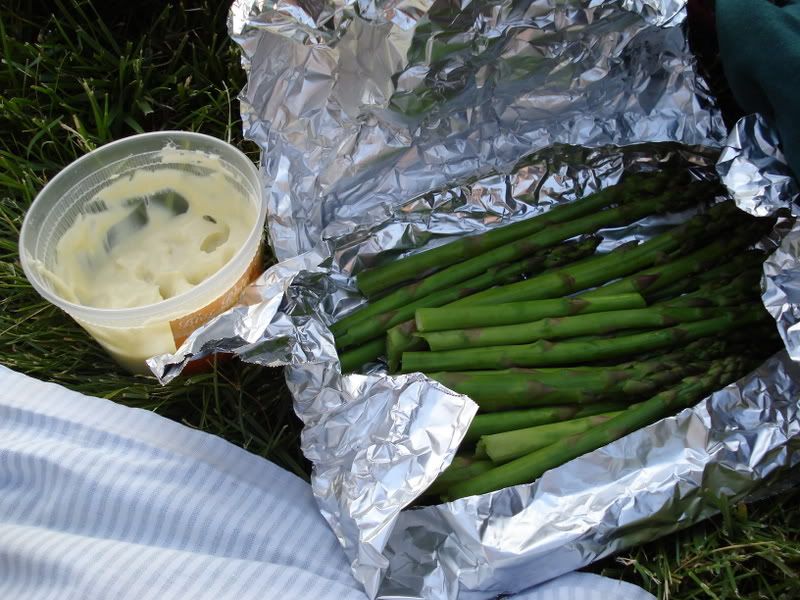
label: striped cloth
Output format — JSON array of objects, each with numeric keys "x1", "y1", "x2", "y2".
[{"x1": 0, "y1": 365, "x2": 653, "y2": 600}]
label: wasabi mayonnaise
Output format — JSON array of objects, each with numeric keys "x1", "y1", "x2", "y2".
[{"x1": 42, "y1": 154, "x2": 255, "y2": 310}]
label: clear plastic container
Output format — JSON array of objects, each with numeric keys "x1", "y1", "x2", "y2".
[{"x1": 20, "y1": 131, "x2": 265, "y2": 374}]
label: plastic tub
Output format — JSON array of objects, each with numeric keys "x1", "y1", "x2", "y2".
[{"x1": 20, "y1": 131, "x2": 265, "y2": 374}]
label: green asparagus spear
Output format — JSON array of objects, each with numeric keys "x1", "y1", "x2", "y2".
[
  {"x1": 658, "y1": 272, "x2": 760, "y2": 308},
  {"x1": 449, "y1": 200, "x2": 744, "y2": 307},
  {"x1": 464, "y1": 402, "x2": 631, "y2": 442},
  {"x1": 580, "y1": 218, "x2": 772, "y2": 299},
  {"x1": 355, "y1": 172, "x2": 680, "y2": 297},
  {"x1": 342, "y1": 239, "x2": 603, "y2": 372},
  {"x1": 332, "y1": 183, "x2": 712, "y2": 335},
  {"x1": 417, "y1": 306, "x2": 722, "y2": 351},
  {"x1": 372, "y1": 238, "x2": 601, "y2": 372},
  {"x1": 477, "y1": 411, "x2": 626, "y2": 463},
  {"x1": 424, "y1": 457, "x2": 495, "y2": 497},
  {"x1": 336, "y1": 237, "x2": 600, "y2": 350},
  {"x1": 336, "y1": 253, "x2": 546, "y2": 350},
  {"x1": 434, "y1": 355, "x2": 715, "y2": 411},
  {"x1": 344, "y1": 239, "x2": 601, "y2": 372},
  {"x1": 446, "y1": 356, "x2": 750, "y2": 499},
  {"x1": 387, "y1": 320, "x2": 424, "y2": 373},
  {"x1": 388, "y1": 236, "x2": 747, "y2": 372},
  {"x1": 401, "y1": 309, "x2": 762, "y2": 372},
  {"x1": 642, "y1": 250, "x2": 766, "y2": 302},
  {"x1": 339, "y1": 338, "x2": 386, "y2": 373},
  {"x1": 415, "y1": 293, "x2": 645, "y2": 332}
]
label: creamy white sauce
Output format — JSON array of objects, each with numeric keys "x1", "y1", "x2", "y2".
[{"x1": 45, "y1": 158, "x2": 255, "y2": 310}]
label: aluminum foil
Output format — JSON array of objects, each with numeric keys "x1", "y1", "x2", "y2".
[
  {"x1": 717, "y1": 114, "x2": 800, "y2": 218},
  {"x1": 150, "y1": 142, "x2": 798, "y2": 598},
  {"x1": 230, "y1": 0, "x2": 723, "y2": 260},
  {"x1": 716, "y1": 114, "x2": 800, "y2": 368},
  {"x1": 147, "y1": 0, "x2": 800, "y2": 598},
  {"x1": 379, "y1": 349, "x2": 800, "y2": 600}
]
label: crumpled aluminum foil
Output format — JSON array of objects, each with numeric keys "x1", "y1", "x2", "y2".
[
  {"x1": 147, "y1": 1, "x2": 800, "y2": 598},
  {"x1": 379, "y1": 349, "x2": 800, "y2": 600},
  {"x1": 716, "y1": 113, "x2": 800, "y2": 367},
  {"x1": 717, "y1": 113, "x2": 800, "y2": 217},
  {"x1": 149, "y1": 143, "x2": 799, "y2": 599},
  {"x1": 231, "y1": 0, "x2": 723, "y2": 260},
  {"x1": 764, "y1": 228, "x2": 800, "y2": 363}
]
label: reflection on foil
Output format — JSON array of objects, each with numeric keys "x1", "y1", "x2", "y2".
[
  {"x1": 230, "y1": 0, "x2": 723, "y2": 260},
  {"x1": 764, "y1": 224, "x2": 800, "y2": 363},
  {"x1": 717, "y1": 114, "x2": 800, "y2": 217}
]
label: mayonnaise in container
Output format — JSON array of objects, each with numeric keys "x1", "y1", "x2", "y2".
[{"x1": 20, "y1": 132, "x2": 266, "y2": 374}]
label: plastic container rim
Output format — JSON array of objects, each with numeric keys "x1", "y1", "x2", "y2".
[{"x1": 19, "y1": 130, "x2": 265, "y2": 328}]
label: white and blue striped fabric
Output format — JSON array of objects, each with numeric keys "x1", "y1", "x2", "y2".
[{"x1": 0, "y1": 365, "x2": 653, "y2": 600}]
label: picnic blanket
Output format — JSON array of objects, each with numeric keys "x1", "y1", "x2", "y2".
[{"x1": 0, "y1": 364, "x2": 653, "y2": 599}]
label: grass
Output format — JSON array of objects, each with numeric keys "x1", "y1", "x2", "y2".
[
  {"x1": 1, "y1": 1, "x2": 798, "y2": 597},
  {"x1": 595, "y1": 489, "x2": 800, "y2": 598},
  {"x1": 0, "y1": 0, "x2": 305, "y2": 477}
]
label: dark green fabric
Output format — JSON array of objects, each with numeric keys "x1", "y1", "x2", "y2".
[{"x1": 717, "y1": 0, "x2": 800, "y2": 176}]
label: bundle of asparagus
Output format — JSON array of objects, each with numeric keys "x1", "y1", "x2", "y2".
[{"x1": 330, "y1": 170, "x2": 785, "y2": 500}]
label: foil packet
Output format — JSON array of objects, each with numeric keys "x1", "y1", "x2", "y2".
[
  {"x1": 148, "y1": 0, "x2": 800, "y2": 598},
  {"x1": 151, "y1": 142, "x2": 800, "y2": 598}
]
